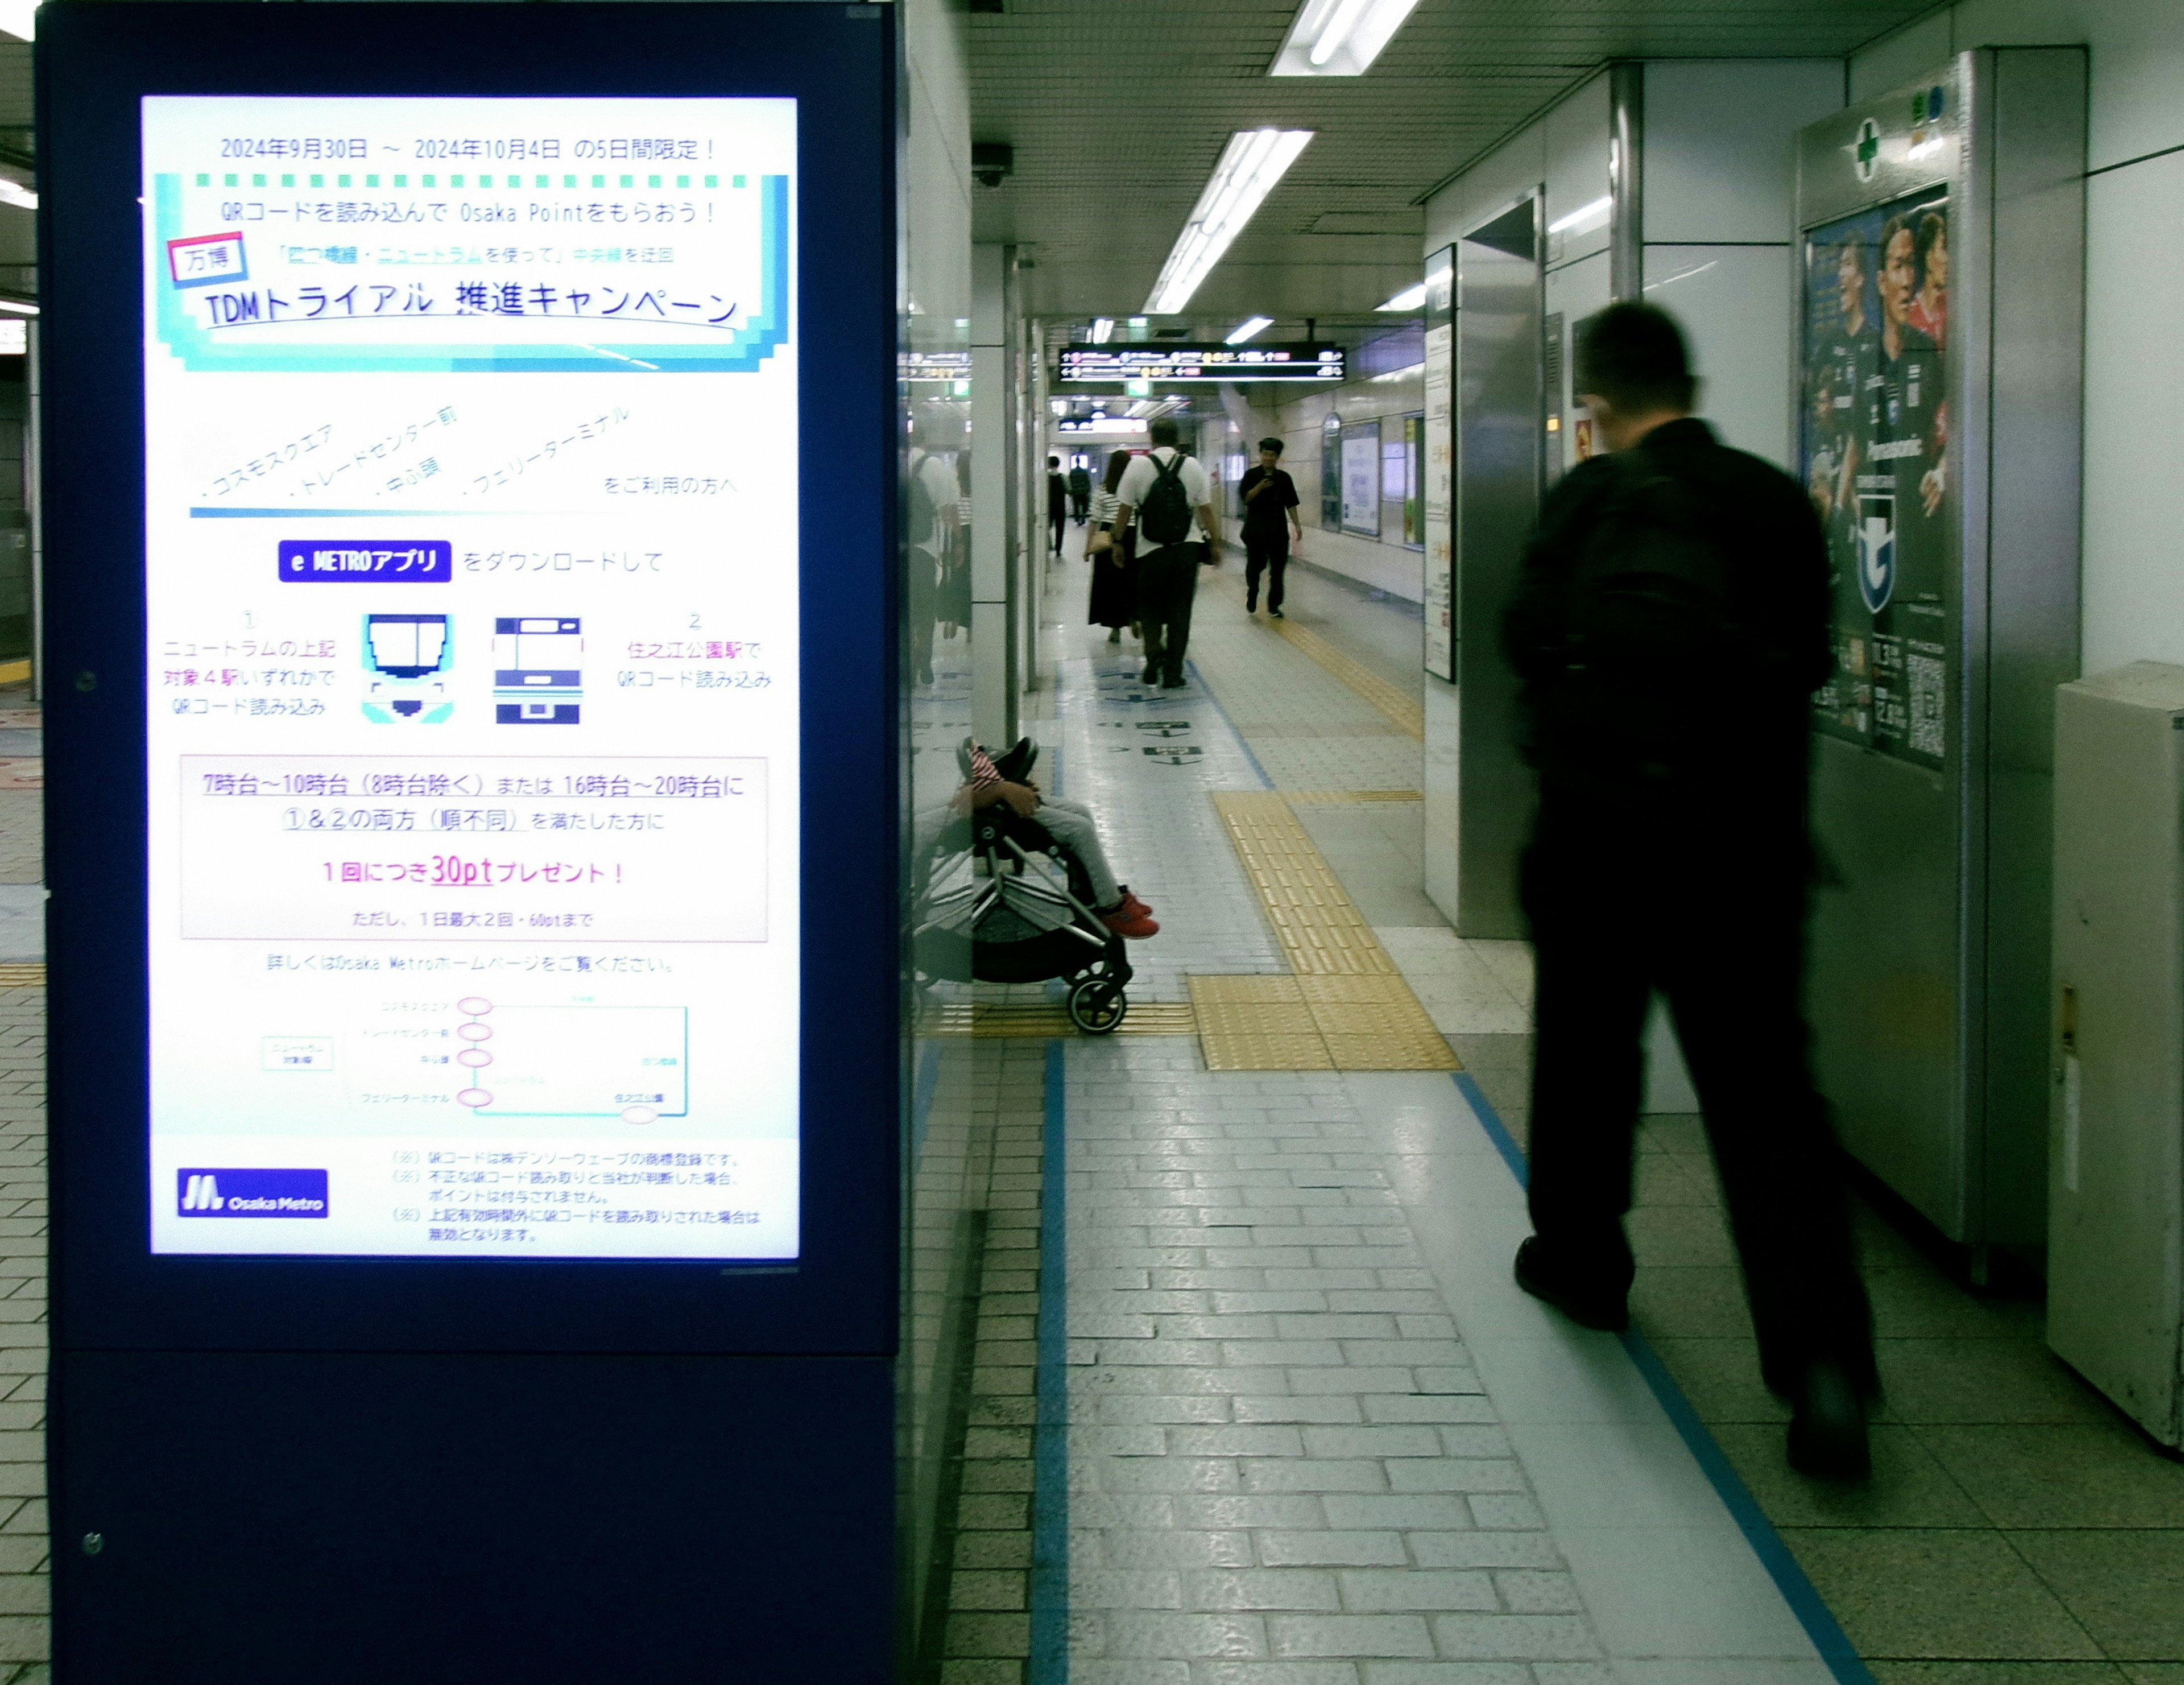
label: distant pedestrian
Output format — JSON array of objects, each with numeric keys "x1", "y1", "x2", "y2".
[
  {"x1": 905, "y1": 422, "x2": 959, "y2": 687},
  {"x1": 1114, "y1": 419, "x2": 1220, "y2": 689},
  {"x1": 1046, "y1": 456, "x2": 1069, "y2": 555},
  {"x1": 1068, "y1": 460, "x2": 1092, "y2": 524},
  {"x1": 1238, "y1": 436, "x2": 1302, "y2": 618},
  {"x1": 1502, "y1": 302, "x2": 1877, "y2": 1481},
  {"x1": 1086, "y1": 448, "x2": 1138, "y2": 645}
]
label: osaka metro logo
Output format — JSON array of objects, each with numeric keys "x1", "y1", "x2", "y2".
[
  {"x1": 179, "y1": 1174, "x2": 224, "y2": 1211},
  {"x1": 176, "y1": 1168, "x2": 329, "y2": 1218}
]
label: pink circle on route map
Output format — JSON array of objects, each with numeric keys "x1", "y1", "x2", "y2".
[
  {"x1": 457, "y1": 997, "x2": 493, "y2": 1017},
  {"x1": 456, "y1": 1088, "x2": 493, "y2": 1109},
  {"x1": 457, "y1": 1023, "x2": 492, "y2": 1042},
  {"x1": 457, "y1": 1049, "x2": 491, "y2": 1069}
]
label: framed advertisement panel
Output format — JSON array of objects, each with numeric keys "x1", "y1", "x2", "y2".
[{"x1": 1341, "y1": 419, "x2": 1381, "y2": 536}]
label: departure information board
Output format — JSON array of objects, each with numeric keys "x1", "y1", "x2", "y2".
[
  {"x1": 141, "y1": 96, "x2": 801, "y2": 1259},
  {"x1": 1057, "y1": 343, "x2": 1344, "y2": 383}
]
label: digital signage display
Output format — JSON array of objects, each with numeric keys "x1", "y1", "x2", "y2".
[
  {"x1": 1057, "y1": 343, "x2": 1345, "y2": 383},
  {"x1": 140, "y1": 96, "x2": 801, "y2": 1260}
]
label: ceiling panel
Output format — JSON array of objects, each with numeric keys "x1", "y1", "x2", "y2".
[{"x1": 969, "y1": 0, "x2": 1922, "y2": 321}]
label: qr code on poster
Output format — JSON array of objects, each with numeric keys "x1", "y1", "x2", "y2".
[{"x1": 1907, "y1": 651, "x2": 1946, "y2": 759}]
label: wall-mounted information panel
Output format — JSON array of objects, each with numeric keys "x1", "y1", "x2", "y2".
[
  {"x1": 1057, "y1": 342, "x2": 1345, "y2": 382},
  {"x1": 144, "y1": 96, "x2": 801, "y2": 1262}
]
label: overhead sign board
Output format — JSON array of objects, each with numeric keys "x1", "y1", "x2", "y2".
[
  {"x1": 140, "y1": 94, "x2": 802, "y2": 1261},
  {"x1": 1057, "y1": 342, "x2": 1345, "y2": 383}
]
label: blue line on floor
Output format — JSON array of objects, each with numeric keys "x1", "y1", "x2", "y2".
[
  {"x1": 1029, "y1": 1038, "x2": 1070, "y2": 1683},
  {"x1": 1448, "y1": 1069, "x2": 1877, "y2": 1685},
  {"x1": 910, "y1": 1038, "x2": 942, "y2": 1160},
  {"x1": 1182, "y1": 659, "x2": 1276, "y2": 792}
]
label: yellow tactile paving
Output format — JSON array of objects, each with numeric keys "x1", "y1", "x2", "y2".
[
  {"x1": 1254, "y1": 610, "x2": 1426, "y2": 741},
  {"x1": 1282, "y1": 790, "x2": 1424, "y2": 804},
  {"x1": 0, "y1": 965, "x2": 43, "y2": 990},
  {"x1": 1199, "y1": 796, "x2": 1459, "y2": 1073}
]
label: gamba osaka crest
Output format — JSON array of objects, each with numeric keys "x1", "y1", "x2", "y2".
[{"x1": 1858, "y1": 492, "x2": 1897, "y2": 614}]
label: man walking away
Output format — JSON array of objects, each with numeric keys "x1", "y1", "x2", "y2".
[
  {"x1": 1238, "y1": 436, "x2": 1302, "y2": 617},
  {"x1": 1502, "y1": 302, "x2": 1877, "y2": 1481},
  {"x1": 1068, "y1": 459, "x2": 1092, "y2": 525},
  {"x1": 1046, "y1": 456, "x2": 1069, "y2": 555},
  {"x1": 1115, "y1": 418, "x2": 1220, "y2": 689}
]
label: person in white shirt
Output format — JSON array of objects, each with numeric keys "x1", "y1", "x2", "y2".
[
  {"x1": 1114, "y1": 417, "x2": 1221, "y2": 688},
  {"x1": 906, "y1": 424, "x2": 961, "y2": 687}
]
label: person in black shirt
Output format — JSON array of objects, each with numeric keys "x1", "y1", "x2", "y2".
[
  {"x1": 1045, "y1": 456, "x2": 1068, "y2": 555},
  {"x1": 1237, "y1": 437, "x2": 1302, "y2": 617},
  {"x1": 1503, "y1": 303, "x2": 1877, "y2": 1481}
]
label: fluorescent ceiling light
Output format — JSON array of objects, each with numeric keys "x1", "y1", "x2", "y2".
[
  {"x1": 1547, "y1": 194, "x2": 1613, "y2": 236},
  {"x1": 0, "y1": 180, "x2": 34, "y2": 213},
  {"x1": 1226, "y1": 316, "x2": 1275, "y2": 344},
  {"x1": 1378, "y1": 282, "x2": 1426, "y2": 312},
  {"x1": 1089, "y1": 317, "x2": 1115, "y2": 344},
  {"x1": 0, "y1": 298, "x2": 36, "y2": 316},
  {"x1": 1128, "y1": 316, "x2": 1147, "y2": 327},
  {"x1": 0, "y1": 1, "x2": 31, "y2": 42},
  {"x1": 1271, "y1": 0, "x2": 1422, "y2": 76},
  {"x1": 1143, "y1": 129, "x2": 1314, "y2": 317}
]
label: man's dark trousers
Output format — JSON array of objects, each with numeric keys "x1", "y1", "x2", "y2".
[
  {"x1": 1521, "y1": 778, "x2": 1874, "y2": 1397},
  {"x1": 1137, "y1": 542, "x2": 1200, "y2": 684},
  {"x1": 1245, "y1": 536, "x2": 1289, "y2": 612}
]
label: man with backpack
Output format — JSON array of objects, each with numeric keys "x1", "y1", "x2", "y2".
[
  {"x1": 1114, "y1": 417, "x2": 1220, "y2": 688},
  {"x1": 1502, "y1": 303, "x2": 1877, "y2": 1481},
  {"x1": 1067, "y1": 459, "x2": 1092, "y2": 525}
]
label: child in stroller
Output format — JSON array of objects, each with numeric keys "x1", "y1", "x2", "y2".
[{"x1": 913, "y1": 738, "x2": 1156, "y2": 1034}]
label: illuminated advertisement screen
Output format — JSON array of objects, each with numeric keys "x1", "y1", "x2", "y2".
[
  {"x1": 1057, "y1": 344, "x2": 1345, "y2": 383},
  {"x1": 141, "y1": 96, "x2": 800, "y2": 1259},
  {"x1": 1800, "y1": 187, "x2": 1952, "y2": 770}
]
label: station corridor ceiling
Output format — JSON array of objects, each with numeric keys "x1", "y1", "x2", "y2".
[{"x1": 967, "y1": 0, "x2": 1929, "y2": 321}]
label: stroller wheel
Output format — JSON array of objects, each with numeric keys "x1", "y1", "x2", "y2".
[{"x1": 1067, "y1": 977, "x2": 1128, "y2": 1035}]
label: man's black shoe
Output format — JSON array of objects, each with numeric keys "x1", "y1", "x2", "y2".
[
  {"x1": 1786, "y1": 1361, "x2": 1872, "y2": 1482},
  {"x1": 1512, "y1": 1237, "x2": 1628, "y2": 1332},
  {"x1": 1161, "y1": 675, "x2": 1187, "y2": 689},
  {"x1": 1142, "y1": 663, "x2": 1159, "y2": 684},
  {"x1": 1268, "y1": 606, "x2": 1284, "y2": 619},
  {"x1": 1246, "y1": 592, "x2": 1258, "y2": 613}
]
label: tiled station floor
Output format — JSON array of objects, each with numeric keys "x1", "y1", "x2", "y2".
[
  {"x1": 912, "y1": 534, "x2": 2184, "y2": 1685},
  {"x1": 0, "y1": 692, "x2": 45, "y2": 1685}
]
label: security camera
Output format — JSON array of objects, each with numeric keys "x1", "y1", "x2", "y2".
[{"x1": 971, "y1": 142, "x2": 1014, "y2": 189}]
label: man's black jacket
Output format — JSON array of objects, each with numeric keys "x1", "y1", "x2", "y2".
[{"x1": 1502, "y1": 417, "x2": 1831, "y2": 801}]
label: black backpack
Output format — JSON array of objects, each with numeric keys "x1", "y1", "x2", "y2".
[
  {"x1": 1549, "y1": 459, "x2": 1740, "y2": 778},
  {"x1": 1139, "y1": 452, "x2": 1196, "y2": 547}
]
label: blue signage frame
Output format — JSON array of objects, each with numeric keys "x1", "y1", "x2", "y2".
[{"x1": 40, "y1": 5, "x2": 899, "y2": 1357}]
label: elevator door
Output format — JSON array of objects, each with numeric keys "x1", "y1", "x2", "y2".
[{"x1": 1451, "y1": 195, "x2": 1543, "y2": 939}]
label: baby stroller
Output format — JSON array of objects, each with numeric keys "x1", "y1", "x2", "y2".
[{"x1": 913, "y1": 738, "x2": 1132, "y2": 1034}]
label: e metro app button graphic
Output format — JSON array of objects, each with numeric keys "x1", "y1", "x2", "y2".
[{"x1": 176, "y1": 1168, "x2": 330, "y2": 1217}]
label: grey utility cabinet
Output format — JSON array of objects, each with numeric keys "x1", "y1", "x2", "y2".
[{"x1": 2048, "y1": 662, "x2": 2184, "y2": 1449}]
